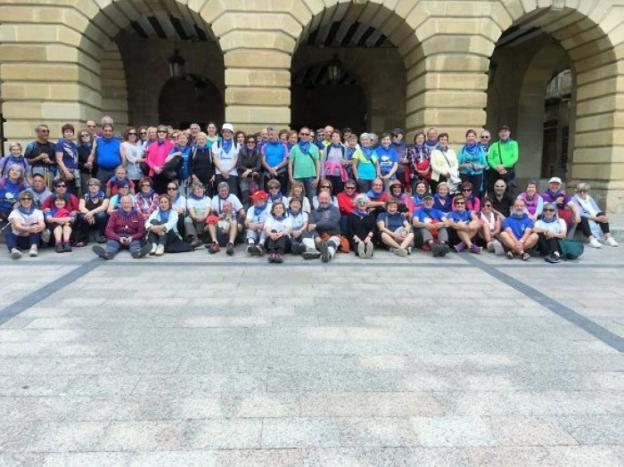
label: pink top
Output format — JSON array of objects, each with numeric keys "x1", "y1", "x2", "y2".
[{"x1": 145, "y1": 140, "x2": 175, "y2": 176}]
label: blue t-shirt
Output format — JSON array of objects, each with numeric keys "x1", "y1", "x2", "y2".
[
  {"x1": 55, "y1": 138, "x2": 79, "y2": 170},
  {"x1": 377, "y1": 211, "x2": 405, "y2": 231},
  {"x1": 448, "y1": 210, "x2": 472, "y2": 224},
  {"x1": 263, "y1": 141, "x2": 288, "y2": 169},
  {"x1": 376, "y1": 146, "x2": 398, "y2": 176},
  {"x1": 414, "y1": 207, "x2": 446, "y2": 224},
  {"x1": 503, "y1": 214, "x2": 534, "y2": 238},
  {"x1": 96, "y1": 137, "x2": 122, "y2": 170},
  {"x1": 0, "y1": 179, "x2": 27, "y2": 213}
]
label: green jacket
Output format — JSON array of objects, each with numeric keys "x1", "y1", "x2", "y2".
[{"x1": 487, "y1": 139, "x2": 519, "y2": 169}]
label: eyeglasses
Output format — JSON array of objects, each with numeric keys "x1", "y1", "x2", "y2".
[
  {"x1": 140, "y1": 131, "x2": 147, "y2": 135},
  {"x1": 579, "y1": 189, "x2": 588, "y2": 193},
  {"x1": 543, "y1": 208, "x2": 555, "y2": 212},
  {"x1": 39, "y1": 129, "x2": 49, "y2": 133},
  {"x1": 167, "y1": 187, "x2": 177, "y2": 191},
  {"x1": 157, "y1": 130, "x2": 167, "y2": 134},
  {"x1": 480, "y1": 136, "x2": 490, "y2": 139},
  {"x1": 55, "y1": 184, "x2": 66, "y2": 188},
  {"x1": 128, "y1": 132, "x2": 137, "y2": 136},
  {"x1": 300, "y1": 133, "x2": 310, "y2": 136}
]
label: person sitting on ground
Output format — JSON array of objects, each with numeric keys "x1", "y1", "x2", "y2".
[
  {"x1": 0, "y1": 165, "x2": 29, "y2": 221},
  {"x1": 263, "y1": 201, "x2": 292, "y2": 263},
  {"x1": 517, "y1": 180, "x2": 543, "y2": 221},
  {"x1": 5, "y1": 191, "x2": 45, "y2": 259},
  {"x1": 76, "y1": 178, "x2": 109, "y2": 246},
  {"x1": 412, "y1": 193, "x2": 450, "y2": 257},
  {"x1": 411, "y1": 180, "x2": 430, "y2": 213},
  {"x1": 491, "y1": 179, "x2": 513, "y2": 218},
  {"x1": 571, "y1": 182, "x2": 618, "y2": 248},
  {"x1": 432, "y1": 181, "x2": 453, "y2": 214},
  {"x1": 206, "y1": 200, "x2": 238, "y2": 255},
  {"x1": 533, "y1": 202, "x2": 567, "y2": 263},
  {"x1": 145, "y1": 195, "x2": 180, "y2": 256},
  {"x1": 312, "y1": 179, "x2": 339, "y2": 209},
  {"x1": 446, "y1": 195, "x2": 481, "y2": 253},
  {"x1": 45, "y1": 196, "x2": 75, "y2": 253},
  {"x1": 92, "y1": 194, "x2": 150, "y2": 260},
  {"x1": 388, "y1": 179, "x2": 411, "y2": 214},
  {"x1": 478, "y1": 197, "x2": 504, "y2": 255},
  {"x1": 377, "y1": 198, "x2": 414, "y2": 257},
  {"x1": 347, "y1": 194, "x2": 375, "y2": 258},
  {"x1": 336, "y1": 179, "x2": 358, "y2": 236},
  {"x1": 106, "y1": 165, "x2": 135, "y2": 197},
  {"x1": 287, "y1": 197, "x2": 308, "y2": 255},
  {"x1": 459, "y1": 181, "x2": 480, "y2": 213},
  {"x1": 184, "y1": 182, "x2": 211, "y2": 247},
  {"x1": 245, "y1": 190, "x2": 270, "y2": 256},
  {"x1": 27, "y1": 173, "x2": 51, "y2": 208},
  {"x1": 285, "y1": 180, "x2": 312, "y2": 213},
  {"x1": 266, "y1": 178, "x2": 286, "y2": 208},
  {"x1": 541, "y1": 177, "x2": 580, "y2": 231},
  {"x1": 134, "y1": 176, "x2": 159, "y2": 222},
  {"x1": 167, "y1": 181, "x2": 187, "y2": 236},
  {"x1": 302, "y1": 190, "x2": 341, "y2": 262},
  {"x1": 107, "y1": 181, "x2": 134, "y2": 214},
  {"x1": 499, "y1": 198, "x2": 538, "y2": 261},
  {"x1": 366, "y1": 178, "x2": 389, "y2": 216}
]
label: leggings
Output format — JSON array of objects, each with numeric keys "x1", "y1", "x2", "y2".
[
  {"x1": 265, "y1": 235, "x2": 290, "y2": 254},
  {"x1": 578, "y1": 214, "x2": 609, "y2": 237}
]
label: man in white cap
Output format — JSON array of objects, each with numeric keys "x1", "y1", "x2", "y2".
[{"x1": 213, "y1": 123, "x2": 239, "y2": 197}]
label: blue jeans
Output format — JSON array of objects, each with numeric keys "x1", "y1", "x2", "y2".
[
  {"x1": 5, "y1": 231, "x2": 40, "y2": 251},
  {"x1": 106, "y1": 238, "x2": 142, "y2": 256}
]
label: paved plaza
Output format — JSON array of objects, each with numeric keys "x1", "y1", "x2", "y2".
[{"x1": 0, "y1": 245, "x2": 623, "y2": 466}]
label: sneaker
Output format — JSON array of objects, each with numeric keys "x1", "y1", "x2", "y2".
[
  {"x1": 63, "y1": 243, "x2": 72, "y2": 253},
  {"x1": 149, "y1": 243, "x2": 157, "y2": 255},
  {"x1": 319, "y1": 241, "x2": 330, "y2": 263},
  {"x1": 589, "y1": 238, "x2": 602, "y2": 248},
  {"x1": 10, "y1": 248, "x2": 22, "y2": 260},
  {"x1": 132, "y1": 243, "x2": 152, "y2": 259},
  {"x1": 92, "y1": 245, "x2": 111, "y2": 260},
  {"x1": 551, "y1": 252, "x2": 561, "y2": 263},
  {"x1": 364, "y1": 242, "x2": 374, "y2": 258},
  {"x1": 274, "y1": 253, "x2": 283, "y2": 263},
  {"x1": 521, "y1": 252, "x2": 531, "y2": 261},
  {"x1": 453, "y1": 242, "x2": 466, "y2": 253},
  {"x1": 247, "y1": 241, "x2": 256, "y2": 255},
  {"x1": 95, "y1": 233, "x2": 106, "y2": 244},
  {"x1": 155, "y1": 244, "x2": 165, "y2": 256},
  {"x1": 226, "y1": 242, "x2": 235, "y2": 256},
  {"x1": 432, "y1": 243, "x2": 449, "y2": 257},
  {"x1": 55, "y1": 243, "x2": 64, "y2": 253},
  {"x1": 486, "y1": 241, "x2": 494, "y2": 252},
  {"x1": 255, "y1": 245, "x2": 264, "y2": 257},
  {"x1": 28, "y1": 244, "x2": 38, "y2": 257},
  {"x1": 190, "y1": 236, "x2": 202, "y2": 248},
  {"x1": 606, "y1": 236, "x2": 619, "y2": 247},
  {"x1": 41, "y1": 229, "x2": 51, "y2": 244},
  {"x1": 492, "y1": 239, "x2": 505, "y2": 256},
  {"x1": 357, "y1": 241, "x2": 366, "y2": 257},
  {"x1": 290, "y1": 241, "x2": 305, "y2": 255},
  {"x1": 209, "y1": 243, "x2": 220, "y2": 254},
  {"x1": 394, "y1": 247, "x2": 407, "y2": 257},
  {"x1": 268, "y1": 253, "x2": 275, "y2": 263},
  {"x1": 302, "y1": 248, "x2": 321, "y2": 260},
  {"x1": 469, "y1": 243, "x2": 482, "y2": 254},
  {"x1": 506, "y1": 251, "x2": 515, "y2": 260}
]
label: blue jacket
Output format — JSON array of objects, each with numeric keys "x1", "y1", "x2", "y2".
[{"x1": 502, "y1": 213, "x2": 534, "y2": 238}]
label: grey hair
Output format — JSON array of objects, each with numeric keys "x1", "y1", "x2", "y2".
[
  {"x1": 355, "y1": 194, "x2": 370, "y2": 205},
  {"x1": 576, "y1": 182, "x2": 591, "y2": 192}
]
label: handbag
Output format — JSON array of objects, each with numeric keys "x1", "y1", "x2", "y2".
[{"x1": 557, "y1": 238, "x2": 584, "y2": 260}]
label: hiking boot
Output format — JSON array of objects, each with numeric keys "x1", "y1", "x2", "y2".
[
  {"x1": 247, "y1": 241, "x2": 256, "y2": 254},
  {"x1": 290, "y1": 241, "x2": 306, "y2": 255},
  {"x1": 255, "y1": 244, "x2": 264, "y2": 256},
  {"x1": 364, "y1": 242, "x2": 374, "y2": 258},
  {"x1": 132, "y1": 243, "x2": 152, "y2": 259},
  {"x1": 92, "y1": 245, "x2": 111, "y2": 260},
  {"x1": 63, "y1": 243, "x2": 72, "y2": 253},
  {"x1": 55, "y1": 243, "x2": 64, "y2": 253},
  {"x1": 150, "y1": 243, "x2": 157, "y2": 255},
  {"x1": 492, "y1": 239, "x2": 505, "y2": 256},
  {"x1": 302, "y1": 248, "x2": 321, "y2": 260},
  {"x1": 155, "y1": 244, "x2": 165, "y2": 256},
  {"x1": 394, "y1": 247, "x2": 408, "y2": 257},
  {"x1": 319, "y1": 241, "x2": 330, "y2": 263},
  {"x1": 273, "y1": 253, "x2": 283, "y2": 263},
  {"x1": 10, "y1": 248, "x2": 22, "y2": 260},
  {"x1": 226, "y1": 242, "x2": 235, "y2": 256}
]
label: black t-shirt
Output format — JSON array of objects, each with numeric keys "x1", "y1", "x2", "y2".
[
  {"x1": 24, "y1": 140, "x2": 57, "y2": 169},
  {"x1": 492, "y1": 194, "x2": 513, "y2": 217}
]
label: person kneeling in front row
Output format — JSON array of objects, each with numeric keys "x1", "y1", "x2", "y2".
[
  {"x1": 5, "y1": 191, "x2": 45, "y2": 259},
  {"x1": 92, "y1": 195, "x2": 150, "y2": 260},
  {"x1": 302, "y1": 190, "x2": 341, "y2": 262}
]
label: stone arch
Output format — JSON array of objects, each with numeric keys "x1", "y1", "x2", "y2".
[
  {"x1": 76, "y1": 0, "x2": 225, "y2": 127},
  {"x1": 486, "y1": 1, "x2": 623, "y2": 207}
]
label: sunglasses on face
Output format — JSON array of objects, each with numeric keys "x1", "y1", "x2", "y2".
[
  {"x1": 300, "y1": 133, "x2": 310, "y2": 136},
  {"x1": 345, "y1": 186, "x2": 355, "y2": 190},
  {"x1": 55, "y1": 184, "x2": 66, "y2": 188},
  {"x1": 140, "y1": 131, "x2": 147, "y2": 134},
  {"x1": 128, "y1": 132, "x2": 137, "y2": 136},
  {"x1": 39, "y1": 129, "x2": 49, "y2": 133},
  {"x1": 157, "y1": 130, "x2": 167, "y2": 134},
  {"x1": 480, "y1": 136, "x2": 490, "y2": 139},
  {"x1": 167, "y1": 187, "x2": 176, "y2": 191},
  {"x1": 543, "y1": 208, "x2": 555, "y2": 212}
]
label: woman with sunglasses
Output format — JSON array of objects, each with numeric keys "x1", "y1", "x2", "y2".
[
  {"x1": 446, "y1": 195, "x2": 482, "y2": 253},
  {"x1": 120, "y1": 127, "x2": 145, "y2": 186},
  {"x1": 312, "y1": 179, "x2": 339, "y2": 210},
  {"x1": 458, "y1": 181, "x2": 480, "y2": 213},
  {"x1": 533, "y1": 202, "x2": 567, "y2": 263},
  {"x1": 166, "y1": 181, "x2": 187, "y2": 237},
  {"x1": 145, "y1": 125, "x2": 175, "y2": 194},
  {"x1": 478, "y1": 197, "x2": 504, "y2": 255},
  {"x1": 77, "y1": 130, "x2": 95, "y2": 195},
  {"x1": 572, "y1": 182, "x2": 618, "y2": 247},
  {"x1": 237, "y1": 135, "x2": 261, "y2": 208}
]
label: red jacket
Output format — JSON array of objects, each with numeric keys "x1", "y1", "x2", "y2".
[
  {"x1": 337, "y1": 191, "x2": 357, "y2": 215},
  {"x1": 105, "y1": 208, "x2": 146, "y2": 242}
]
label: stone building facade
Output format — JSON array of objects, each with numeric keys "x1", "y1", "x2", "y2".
[{"x1": 0, "y1": 0, "x2": 623, "y2": 209}]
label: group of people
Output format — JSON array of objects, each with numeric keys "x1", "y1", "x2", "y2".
[{"x1": 0, "y1": 117, "x2": 618, "y2": 263}]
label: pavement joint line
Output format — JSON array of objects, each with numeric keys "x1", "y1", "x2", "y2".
[
  {"x1": 461, "y1": 253, "x2": 624, "y2": 353},
  {"x1": 0, "y1": 259, "x2": 101, "y2": 326}
]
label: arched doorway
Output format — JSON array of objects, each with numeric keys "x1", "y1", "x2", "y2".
[
  {"x1": 159, "y1": 76, "x2": 224, "y2": 129},
  {"x1": 291, "y1": 2, "x2": 408, "y2": 134},
  {"x1": 81, "y1": 0, "x2": 224, "y2": 128}
]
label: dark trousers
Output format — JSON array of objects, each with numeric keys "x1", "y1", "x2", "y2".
[
  {"x1": 537, "y1": 233, "x2": 561, "y2": 256},
  {"x1": 324, "y1": 175, "x2": 343, "y2": 196},
  {"x1": 96, "y1": 167, "x2": 116, "y2": 184},
  {"x1": 579, "y1": 214, "x2": 609, "y2": 237},
  {"x1": 148, "y1": 229, "x2": 178, "y2": 246},
  {"x1": 5, "y1": 231, "x2": 40, "y2": 251},
  {"x1": 265, "y1": 235, "x2": 289, "y2": 254},
  {"x1": 76, "y1": 212, "x2": 108, "y2": 243}
]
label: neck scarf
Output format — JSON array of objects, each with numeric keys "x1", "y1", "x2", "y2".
[
  {"x1": 354, "y1": 208, "x2": 368, "y2": 218},
  {"x1": 253, "y1": 204, "x2": 267, "y2": 217},
  {"x1": 361, "y1": 147, "x2": 374, "y2": 161},
  {"x1": 298, "y1": 141, "x2": 310, "y2": 154},
  {"x1": 366, "y1": 189, "x2": 383, "y2": 200},
  {"x1": 17, "y1": 204, "x2": 35, "y2": 216},
  {"x1": 86, "y1": 190, "x2": 104, "y2": 202},
  {"x1": 273, "y1": 213, "x2": 286, "y2": 221},
  {"x1": 159, "y1": 209, "x2": 171, "y2": 223},
  {"x1": 542, "y1": 214, "x2": 557, "y2": 224},
  {"x1": 463, "y1": 143, "x2": 480, "y2": 157},
  {"x1": 288, "y1": 208, "x2": 300, "y2": 217},
  {"x1": 189, "y1": 193, "x2": 204, "y2": 201},
  {"x1": 221, "y1": 139, "x2": 233, "y2": 153},
  {"x1": 331, "y1": 143, "x2": 342, "y2": 149},
  {"x1": 270, "y1": 192, "x2": 282, "y2": 202},
  {"x1": 139, "y1": 189, "x2": 155, "y2": 200}
]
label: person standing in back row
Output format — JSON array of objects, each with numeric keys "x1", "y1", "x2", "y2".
[{"x1": 487, "y1": 125, "x2": 518, "y2": 194}]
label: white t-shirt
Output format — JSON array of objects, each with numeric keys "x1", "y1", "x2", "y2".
[
  {"x1": 121, "y1": 141, "x2": 144, "y2": 180},
  {"x1": 186, "y1": 196, "x2": 211, "y2": 217},
  {"x1": 211, "y1": 194, "x2": 243, "y2": 214},
  {"x1": 8, "y1": 208, "x2": 44, "y2": 235},
  {"x1": 287, "y1": 210, "x2": 308, "y2": 231},
  {"x1": 284, "y1": 196, "x2": 311, "y2": 213},
  {"x1": 535, "y1": 218, "x2": 566, "y2": 235},
  {"x1": 246, "y1": 205, "x2": 270, "y2": 224},
  {"x1": 171, "y1": 194, "x2": 187, "y2": 213},
  {"x1": 265, "y1": 215, "x2": 292, "y2": 234}
]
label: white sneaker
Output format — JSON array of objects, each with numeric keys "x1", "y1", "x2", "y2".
[
  {"x1": 589, "y1": 238, "x2": 602, "y2": 248},
  {"x1": 29, "y1": 244, "x2": 38, "y2": 257},
  {"x1": 606, "y1": 236, "x2": 619, "y2": 247},
  {"x1": 155, "y1": 244, "x2": 165, "y2": 256},
  {"x1": 149, "y1": 243, "x2": 157, "y2": 255},
  {"x1": 10, "y1": 248, "x2": 22, "y2": 260},
  {"x1": 41, "y1": 229, "x2": 51, "y2": 244},
  {"x1": 492, "y1": 239, "x2": 505, "y2": 256}
]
